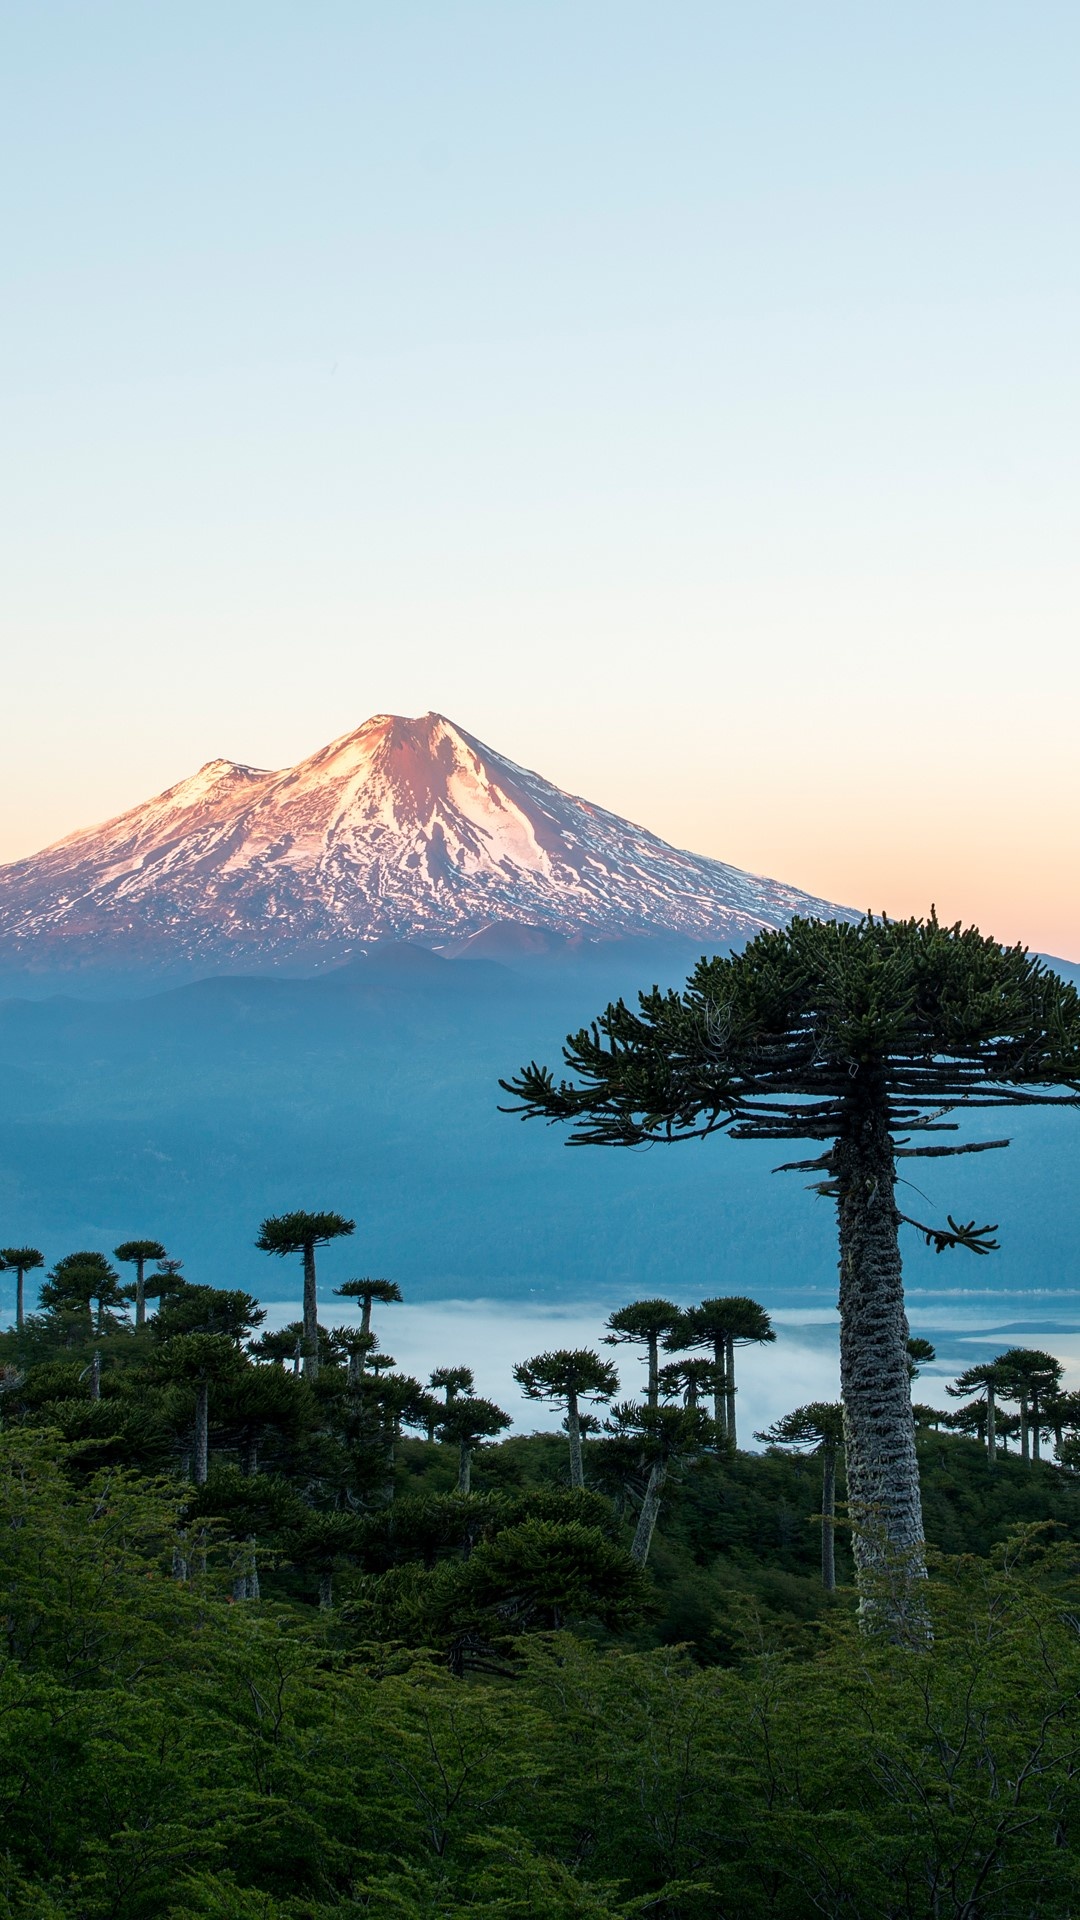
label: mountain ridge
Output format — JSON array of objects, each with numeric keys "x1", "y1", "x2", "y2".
[{"x1": 0, "y1": 710, "x2": 854, "y2": 985}]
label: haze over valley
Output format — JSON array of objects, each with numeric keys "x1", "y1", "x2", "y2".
[{"x1": 1, "y1": 713, "x2": 1076, "y2": 1440}]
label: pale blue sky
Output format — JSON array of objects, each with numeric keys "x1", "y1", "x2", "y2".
[{"x1": 3, "y1": 4, "x2": 1079, "y2": 952}]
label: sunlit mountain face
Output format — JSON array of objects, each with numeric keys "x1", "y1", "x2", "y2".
[{"x1": 0, "y1": 711, "x2": 853, "y2": 984}]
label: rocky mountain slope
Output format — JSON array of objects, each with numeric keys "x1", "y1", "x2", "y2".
[{"x1": 0, "y1": 711, "x2": 852, "y2": 983}]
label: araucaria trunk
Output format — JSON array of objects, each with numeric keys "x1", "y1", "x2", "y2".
[
  {"x1": 631, "y1": 1459, "x2": 668, "y2": 1565},
  {"x1": 194, "y1": 1381, "x2": 209, "y2": 1485},
  {"x1": 710, "y1": 1342, "x2": 726, "y2": 1439},
  {"x1": 302, "y1": 1242, "x2": 319, "y2": 1380},
  {"x1": 135, "y1": 1256, "x2": 146, "y2": 1330},
  {"x1": 820, "y1": 1444, "x2": 836, "y2": 1592},
  {"x1": 232, "y1": 1536, "x2": 259, "y2": 1601},
  {"x1": 835, "y1": 1093, "x2": 926, "y2": 1619},
  {"x1": 566, "y1": 1390, "x2": 584, "y2": 1490},
  {"x1": 457, "y1": 1442, "x2": 472, "y2": 1494},
  {"x1": 986, "y1": 1382, "x2": 997, "y2": 1467},
  {"x1": 724, "y1": 1334, "x2": 737, "y2": 1449}
]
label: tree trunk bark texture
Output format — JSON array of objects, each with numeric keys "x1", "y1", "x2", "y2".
[
  {"x1": 710, "y1": 1341, "x2": 726, "y2": 1440},
  {"x1": 135, "y1": 1256, "x2": 146, "y2": 1330},
  {"x1": 647, "y1": 1335, "x2": 659, "y2": 1410},
  {"x1": 319, "y1": 1571, "x2": 333, "y2": 1610},
  {"x1": 457, "y1": 1442, "x2": 472, "y2": 1495},
  {"x1": 194, "y1": 1382, "x2": 209, "y2": 1485},
  {"x1": 567, "y1": 1391, "x2": 584, "y2": 1490},
  {"x1": 835, "y1": 1095, "x2": 927, "y2": 1624},
  {"x1": 302, "y1": 1242, "x2": 319, "y2": 1379},
  {"x1": 820, "y1": 1444, "x2": 836, "y2": 1592},
  {"x1": 631, "y1": 1460, "x2": 668, "y2": 1565},
  {"x1": 724, "y1": 1335, "x2": 737, "y2": 1449},
  {"x1": 986, "y1": 1383, "x2": 997, "y2": 1467},
  {"x1": 232, "y1": 1537, "x2": 260, "y2": 1601}
]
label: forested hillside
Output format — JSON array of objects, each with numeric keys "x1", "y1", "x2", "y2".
[{"x1": 2, "y1": 1245, "x2": 1080, "y2": 1918}]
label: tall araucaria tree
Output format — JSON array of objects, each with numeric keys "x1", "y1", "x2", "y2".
[
  {"x1": 113, "y1": 1239, "x2": 166, "y2": 1330},
  {"x1": 657, "y1": 1356, "x2": 722, "y2": 1413},
  {"x1": 256, "y1": 1211, "x2": 355, "y2": 1380},
  {"x1": 429, "y1": 1365, "x2": 475, "y2": 1403},
  {"x1": 603, "y1": 1400, "x2": 712, "y2": 1565},
  {"x1": 40, "y1": 1252, "x2": 127, "y2": 1340},
  {"x1": 602, "y1": 1299, "x2": 682, "y2": 1409},
  {"x1": 512, "y1": 1349, "x2": 619, "y2": 1490},
  {"x1": 994, "y1": 1348, "x2": 1064, "y2": 1464},
  {"x1": 0, "y1": 1247, "x2": 43, "y2": 1333},
  {"x1": 437, "y1": 1394, "x2": 512, "y2": 1493},
  {"x1": 333, "y1": 1276, "x2": 402, "y2": 1355},
  {"x1": 946, "y1": 1360, "x2": 1005, "y2": 1466},
  {"x1": 757, "y1": 1402, "x2": 845, "y2": 1591},
  {"x1": 501, "y1": 914, "x2": 1080, "y2": 1632},
  {"x1": 152, "y1": 1332, "x2": 244, "y2": 1484},
  {"x1": 668, "y1": 1296, "x2": 775, "y2": 1447}
]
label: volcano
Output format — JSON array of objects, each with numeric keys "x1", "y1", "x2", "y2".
[{"x1": 0, "y1": 711, "x2": 852, "y2": 983}]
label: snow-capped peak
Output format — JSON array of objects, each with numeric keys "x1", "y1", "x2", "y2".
[{"x1": 0, "y1": 711, "x2": 853, "y2": 979}]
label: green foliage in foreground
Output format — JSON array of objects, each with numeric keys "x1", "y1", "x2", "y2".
[{"x1": 3, "y1": 1431, "x2": 1080, "y2": 1918}]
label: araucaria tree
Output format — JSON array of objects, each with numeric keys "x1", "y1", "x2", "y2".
[
  {"x1": 333, "y1": 1276, "x2": 402, "y2": 1351},
  {"x1": 437, "y1": 1394, "x2": 512, "y2": 1493},
  {"x1": 604, "y1": 1400, "x2": 712, "y2": 1565},
  {"x1": 603, "y1": 1299, "x2": 681, "y2": 1408},
  {"x1": 154, "y1": 1332, "x2": 243, "y2": 1484},
  {"x1": 947, "y1": 1360, "x2": 1005, "y2": 1466},
  {"x1": 669, "y1": 1296, "x2": 774, "y2": 1447},
  {"x1": 0, "y1": 1247, "x2": 43, "y2": 1333},
  {"x1": 39, "y1": 1252, "x2": 127, "y2": 1341},
  {"x1": 429, "y1": 1365, "x2": 474, "y2": 1403},
  {"x1": 757, "y1": 1402, "x2": 845, "y2": 1591},
  {"x1": 657, "y1": 1356, "x2": 721, "y2": 1412},
  {"x1": 512, "y1": 1349, "x2": 619, "y2": 1490},
  {"x1": 256, "y1": 1211, "x2": 355, "y2": 1380},
  {"x1": 994, "y1": 1348, "x2": 1064, "y2": 1464},
  {"x1": 502, "y1": 915, "x2": 1080, "y2": 1630},
  {"x1": 113, "y1": 1239, "x2": 166, "y2": 1330}
]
